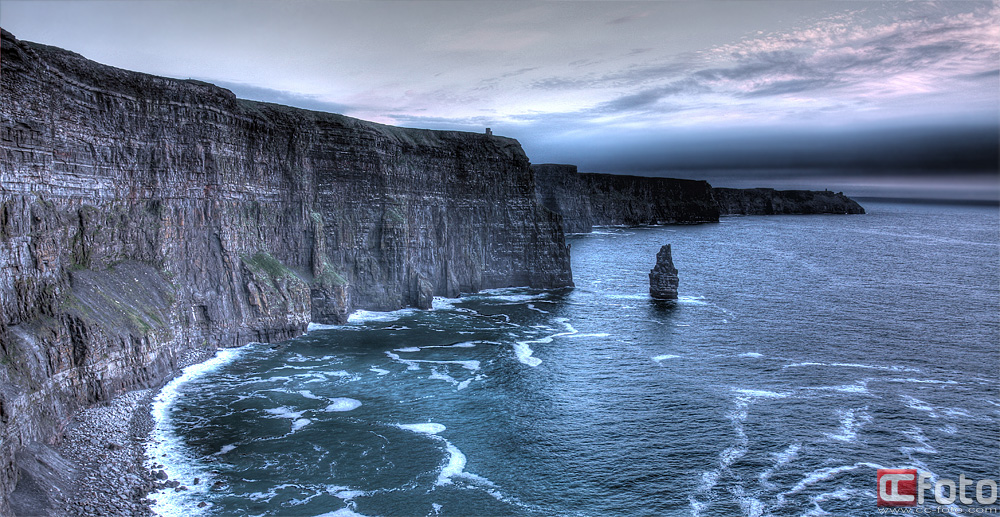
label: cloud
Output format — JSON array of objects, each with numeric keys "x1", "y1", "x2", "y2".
[{"x1": 521, "y1": 3, "x2": 998, "y2": 127}]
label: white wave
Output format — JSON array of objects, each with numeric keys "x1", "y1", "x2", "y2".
[
  {"x1": 429, "y1": 368, "x2": 459, "y2": 385},
  {"x1": 247, "y1": 483, "x2": 303, "y2": 503},
  {"x1": 414, "y1": 341, "x2": 481, "y2": 350},
  {"x1": 678, "y1": 295, "x2": 709, "y2": 305},
  {"x1": 606, "y1": 294, "x2": 647, "y2": 300},
  {"x1": 784, "y1": 361, "x2": 825, "y2": 368},
  {"x1": 739, "y1": 352, "x2": 763, "y2": 358},
  {"x1": 437, "y1": 441, "x2": 468, "y2": 486},
  {"x1": 147, "y1": 346, "x2": 249, "y2": 517},
  {"x1": 720, "y1": 443, "x2": 748, "y2": 467},
  {"x1": 471, "y1": 288, "x2": 548, "y2": 303},
  {"x1": 566, "y1": 332, "x2": 610, "y2": 338},
  {"x1": 347, "y1": 308, "x2": 419, "y2": 324},
  {"x1": 901, "y1": 395, "x2": 938, "y2": 417},
  {"x1": 785, "y1": 462, "x2": 884, "y2": 496},
  {"x1": 394, "y1": 346, "x2": 421, "y2": 352},
  {"x1": 398, "y1": 422, "x2": 447, "y2": 434},
  {"x1": 788, "y1": 465, "x2": 857, "y2": 495},
  {"x1": 307, "y1": 322, "x2": 341, "y2": 331},
  {"x1": 653, "y1": 354, "x2": 680, "y2": 362},
  {"x1": 292, "y1": 418, "x2": 312, "y2": 432},
  {"x1": 526, "y1": 303, "x2": 550, "y2": 314},
  {"x1": 784, "y1": 361, "x2": 921, "y2": 372},
  {"x1": 429, "y1": 359, "x2": 479, "y2": 371},
  {"x1": 264, "y1": 407, "x2": 305, "y2": 420},
  {"x1": 694, "y1": 393, "x2": 752, "y2": 507},
  {"x1": 213, "y1": 444, "x2": 237, "y2": 456},
  {"x1": 699, "y1": 470, "x2": 720, "y2": 493},
  {"x1": 941, "y1": 407, "x2": 972, "y2": 418},
  {"x1": 395, "y1": 423, "x2": 498, "y2": 490},
  {"x1": 513, "y1": 319, "x2": 577, "y2": 367},
  {"x1": 832, "y1": 384, "x2": 869, "y2": 394},
  {"x1": 688, "y1": 496, "x2": 710, "y2": 517},
  {"x1": 385, "y1": 351, "x2": 420, "y2": 370},
  {"x1": 824, "y1": 408, "x2": 871, "y2": 443},
  {"x1": 326, "y1": 486, "x2": 366, "y2": 501},
  {"x1": 298, "y1": 390, "x2": 323, "y2": 400},
  {"x1": 900, "y1": 426, "x2": 939, "y2": 457},
  {"x1": 892, "y1": 378, "x2": 959, "y2": 385},
  {"x1": 385, "y1": 351, "x2": 479, "y2": 371},
  {"x1": 758, "y1": 443, "x2": 801, "y2": 489},
  {"x1": 730, "y1": 484, "x2": 764, "y2": 517},
  {"x1": 732, "y1": 388, "x2": 790, "y2": 399},
  {"x1": 325, "y1": 398, "x2": 362, "y2": 412},
  {"x1": 314, "y1": 509, "x2": 370, "y2": 517},
  {"x1": 802, "y1": 383, "x2": 870, "y2": 395},
  {"x1": 369, "y1": 367, "x2": 390, "y2": 376},
  {"x1": 427, "y1": 367, "x2": 475, "y2": 390},
  {"x1": 513, "y1": 341, "x2": 542, "y2": 367},
  {"x1": 804, "y1": 487, "x2": 858, "y2": 517},
  {"x1": 431, "y1": 297, "x2": 459, "y2": 310}
]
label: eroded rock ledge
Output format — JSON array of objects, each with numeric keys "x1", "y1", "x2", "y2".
[{"x1": 0, "y1": 28, "x2": 572, "y2": 510}]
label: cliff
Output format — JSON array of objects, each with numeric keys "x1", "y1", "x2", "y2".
[
  {"x1": 713, "y1": 187, "x2": 866, "y2": 215},
  {"x1": 532, "y1": 164, "x2": 720, "y2": 232},
  {"x1": 0, "y1": 29, "x2": 571, "y2": 511},
  {"x1": 533, "y1": 164, "x2": 864, "y2": 232}
]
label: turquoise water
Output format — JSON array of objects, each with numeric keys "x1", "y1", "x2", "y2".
[{"x1": 148, "y1": 202, "x2": 1000, "y2": 516}]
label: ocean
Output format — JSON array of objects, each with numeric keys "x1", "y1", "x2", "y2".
[{"x1": 146, "y1": 201, "x2": 1000, "y2": 517}]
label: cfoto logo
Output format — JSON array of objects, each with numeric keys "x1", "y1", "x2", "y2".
[
  {"x1": 878, "y1": 469, "x2": 918, "y2": 507},
  {"x1": 877, "y1": 469, "x2": 1000, "y2": 507}
]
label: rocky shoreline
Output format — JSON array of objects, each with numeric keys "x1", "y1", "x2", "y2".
[{"x1": 52, "y1": 348, "x2": 215, "y2": 516}]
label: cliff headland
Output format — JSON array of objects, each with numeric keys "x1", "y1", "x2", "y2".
[
  {"x1": 0, "y1": 28, "x2": 575, "y2": 512},
  {"x1": 0, "y1": 29, "x2": 863, "y2": 514},
  {"x1": 532, "y1": 164, "x2": 864, "y2": 233}
]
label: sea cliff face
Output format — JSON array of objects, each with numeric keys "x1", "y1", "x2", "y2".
[
  {"x1": 532, "y1": 164, "x2": 720, "y2": 232},
  {"x1": 713, "y1": 187, "x2": 866, "y2": 215},
  {"x1": 0, "y1": 29, "x2": 571, "y2": 510},
  {"x1": 533, "y1": 164, "x2": 864, "y2": 232}
]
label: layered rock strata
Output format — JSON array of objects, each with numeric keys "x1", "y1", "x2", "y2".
[{"x1": 0, "y1": 29, "x2": 572, "y2": 510}]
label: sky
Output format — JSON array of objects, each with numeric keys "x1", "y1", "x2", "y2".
[{"x1": 2, "y1": 0, "x2": 998, "y2": 200}]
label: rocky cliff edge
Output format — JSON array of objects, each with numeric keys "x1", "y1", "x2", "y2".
[{"x1": 0, "y1": 28, "x2": 572, "y2": 511}]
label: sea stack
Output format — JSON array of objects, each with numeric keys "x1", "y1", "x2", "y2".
[{"x1": 649, "y1": 244, "x2": 679, "y2": 299}]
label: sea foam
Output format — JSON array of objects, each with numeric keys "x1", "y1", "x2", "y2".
[
  {"x1": 513, "y1": 319, "x2": 577, "y2": 367},
  {"x1": 147, "y1": 346, "x2": 249, "y2": 517},
  {"x1": 325, "y1": 398, "x2": 362, "y2": 412}
]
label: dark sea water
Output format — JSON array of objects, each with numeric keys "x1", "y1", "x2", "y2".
[{"x1": 147, "y1": 202, "x2": 1000, "y2": 517}]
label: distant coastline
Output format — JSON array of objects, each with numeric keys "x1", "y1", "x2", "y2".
[{"x1": 855, "y1": 196, "x2": 1000, "y2": 207}]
